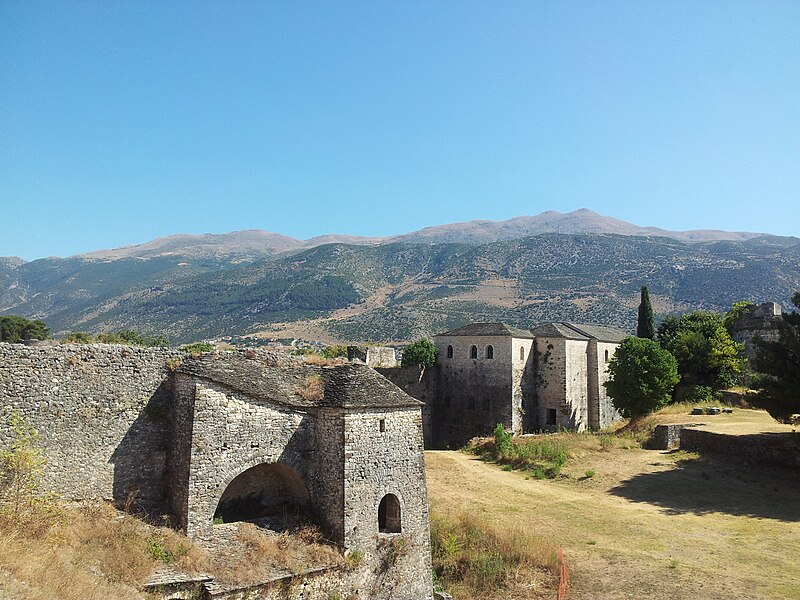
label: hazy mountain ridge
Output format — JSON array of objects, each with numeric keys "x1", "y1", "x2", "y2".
[
  {"x1": 2, "y1": 230, "x2": 798, "y2": 343},
  {"x1": 8, "y1": 209, "x2": 794, "y2": 264}
]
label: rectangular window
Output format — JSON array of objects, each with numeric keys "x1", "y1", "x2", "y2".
[
  {"x1": 546, "y1": 408, "x2": 557, "y2": 426},
  {"x1": 379, "y1": 419, "x2": 386, "y2": 433}
]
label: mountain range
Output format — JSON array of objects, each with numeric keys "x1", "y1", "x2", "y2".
[{"x1": 2, "y1": 209, "x2": 798, "y2": 343}]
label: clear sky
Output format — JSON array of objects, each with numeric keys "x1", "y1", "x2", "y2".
[{"x1": 2, "y1": 1, "x2": 799, "y2": 260}]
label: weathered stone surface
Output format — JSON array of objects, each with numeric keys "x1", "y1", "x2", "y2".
[{"x1": 0, "y1": 343, "x2": 433, "y2": 600}]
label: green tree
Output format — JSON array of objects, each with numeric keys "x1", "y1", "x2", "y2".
[
  {"x1": 657, "y1": 311, "x2": 744, "y2": 390},
  {"x1": 637, "y1": 286, "x2": 655, "y2": 340},
  {"x1": 752, "y1": 292, "x2": 800, "y2": 422},
  {"x1": 604, "y1": 337, "x2": 680, "y2": 419},
  {"x1": 402, "y1": 339, "x2": 438, "y2": 380},
  {"x1": 0, "y1": 411, "x2": 56, "y2": 530},
  {"x1": 0, "y1": 316, "x2": 50, "y2": 343},
  {"x1": 321, "y1": 344, "x2": 348, "y2": 359}
]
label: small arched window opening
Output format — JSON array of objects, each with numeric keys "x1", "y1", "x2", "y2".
[
  {"x1": 470, "y1": 345, "x2": 478, "y2": 359},
  {"x1": 604, "y1": 349, "x2": 609, "y2": 363},
  {"x1": 486, "y1": 345, "x2": 494, "y2": 359},
  {"x1": 447, "y1": 345, "x2": 453, "y2": 359},
  {"x1": 378, "y1": 494, "x2": 401, "y2": 533},
  {"x1": 519, "y1": 347, "x2": 525, "y2": 361}
]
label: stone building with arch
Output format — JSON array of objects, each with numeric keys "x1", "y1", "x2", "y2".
[{"x1": 0, "y1": 344, "x2": 433, "y2": 599}]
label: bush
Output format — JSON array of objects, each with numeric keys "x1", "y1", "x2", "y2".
[
  {"x1": 179, "y1": 342, "x2": 215, "y2": 355},
  {"x1": 493, "y1": 424, "x2": 512, "y2": 457}
]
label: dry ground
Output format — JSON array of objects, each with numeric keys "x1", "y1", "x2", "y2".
[{"x1": 427, "y1": 412, "x2": 800, "y2": 599}]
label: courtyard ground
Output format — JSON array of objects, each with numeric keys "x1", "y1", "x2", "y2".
[{"x1": 426, "y1": 409, "x2": 800, "y2": 600}]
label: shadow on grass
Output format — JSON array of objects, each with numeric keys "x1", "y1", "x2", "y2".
[{"x1": 609, "y1": 451, "x2": 800, "y2": 522}]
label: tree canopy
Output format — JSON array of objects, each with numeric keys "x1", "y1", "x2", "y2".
[
  {"x1": 657, "y1": 311, "x2": 744, "y2": 390},
  {"x1": 63, "y1": 329, "x2": 168, "y2": 347},
  {"x1": 752, "y1": 292, "x2": 800, "y2": 422},
  {"x1": 0, "y1": 316, "x2": 50, "y2": 343},
  {"x1": 401, "y1": 339, "x2": 438, "y2": 373},
  {"x1": 604, "y1": 337, "x2": 680, "y2": 419},
  {"x1": 637, "y1": 285, "x2": 655, "y2": 339}
]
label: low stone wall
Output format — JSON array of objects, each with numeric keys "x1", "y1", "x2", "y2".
[
  {"x1": 0, "y1": 342, "x2": 179, "y2": 509},
  {"x1": 679, "y1": 428, "x2": 800, "y2": 469},
  {"x1": 651, "y1": 424, "x2": 686, "y2": 450}
]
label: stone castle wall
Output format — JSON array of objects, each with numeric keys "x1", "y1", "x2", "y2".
[
  {"x1": 376, "y1": 366, "x2": 439, "y2": 446},
  {"x1": 0, "y1": 343, "x2": 178, "y2": 509},
  {"x1": 342, "y1": 407, "x2": 432, "y2": 600},
  {"x1": 434, "y1": 335, "x2": 514, "y2": 445}
]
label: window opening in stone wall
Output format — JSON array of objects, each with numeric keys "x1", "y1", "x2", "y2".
[
  {"x1": 378, "y1": 493, "x2": 401, "y2": 533},
  {"x1": 214, "y1": 462, "x2": 312, "y2": 530},
  {"x1": 447, "y1": 345, "x2": 453, "y2": 358},
  {"x1": 604, "y1": 349, "x2": 609, "y2": 362},
  {"x1": 520, "y1": 347, "x2": 525, "y2": 361},
  {"x1": 546, "y1": 408, "x2": 557, "y2": 426},
  {"x1": 379, "y1": 419, "x2": 385, "y2": 433},
  {"x1": 470, "y1": 345, "x2": 478, "y2": 359},
  {"x1": 486, "y1": 345, "x2": 494, "y2": 359}
]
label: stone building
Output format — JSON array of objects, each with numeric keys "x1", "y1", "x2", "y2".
[
  {"x1": 0, "y1": 344, "x2": 433, "y2": 600},
  {"x1": 729, "y1": 301, "x2": 783, "y2": 362},
  {"x1": 381, "y1": 321, "x2": 628, "y2": 446}
]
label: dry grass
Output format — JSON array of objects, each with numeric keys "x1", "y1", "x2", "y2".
[
  {"x1": 430, "y1": 509, "x2": 559, "y2": 599},
  {"x1": 0, "y1": 501, "x2": 210, "y2": 600},
  {"x1": 428, "y1": 412, "x2": 800, "y2": 599},
  {"x1": 213, "y1": 522, "x2": 343, "y2": 587},
  {"x1": 295, "y1": 374, "x2": 324, "y2": 401}
]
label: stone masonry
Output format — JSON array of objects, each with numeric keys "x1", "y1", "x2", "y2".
[{"x1": 0, "y1": 343, "x2": 433, "y2": 600}]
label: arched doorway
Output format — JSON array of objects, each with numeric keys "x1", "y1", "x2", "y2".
[
  {"x1": 214, "y1": 462, "x2": 311, "y2": 530},
  {"x1": 378, "y1": 493, "x2": 401, "y2": 533}
]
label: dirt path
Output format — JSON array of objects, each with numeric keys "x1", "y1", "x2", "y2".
[{"x1": 426, "y1": 449, "x2": 800, "y2": 599}]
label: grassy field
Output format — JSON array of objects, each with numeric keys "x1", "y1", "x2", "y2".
[{"x1": 427, "y1": 409, "x2": 800, "y2": 600}]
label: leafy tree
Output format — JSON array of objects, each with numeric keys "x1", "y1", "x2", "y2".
[
  {"x1": 752, "y1": 292, "x2": 800, "y2": 422},
  {"x1": 0, "y1": 411, "x2": 57, "y2": 531},
  {"x1": 604, "y1": 337, "x2": 680, "y2": 419},
  {"x1": 321, "y1": 344, "x2": 348, "y2": 359},
  {"x1": 402, "y1": 339, "x2": 438, "y2": 380},
  {"x1": 723, "y1": 301, "x2": 752, "y2": 336},
  {"x1": 637, "y1": 286, "x2": 655, "y2": 340},
  {"x1": 0, "y1": 316, "x2": 50, "y2": 343},
  {"x1": 657, "y1": 311, "x2": 744, "y2": 390}
]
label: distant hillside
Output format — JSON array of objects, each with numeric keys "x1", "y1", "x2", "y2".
[
  {"x1": 10, "y1": 209, "x2": 792, "y2": 263},
  {"x1": 2, "y1": 232, "x2": 798, "y2": 343}
]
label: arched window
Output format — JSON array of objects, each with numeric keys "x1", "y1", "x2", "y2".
[
  {"x1": 486, "y1": 345, "x2": 494, "y2": 359},
  {"x1": 519, "y1": 347, "x2": 525, "y2": 361},
  {"x1": 447, "y1": 345, "x2": 453, "y2": 358},
  {"x1": 604, "y1": 349, "x2": 609, "y2": 363},
  {"x1": 378, "y1": 494, "x2": 401, "y2": 533},
  {"x1": 470, "y1": 345, "x2": 478, "y2": 359}
]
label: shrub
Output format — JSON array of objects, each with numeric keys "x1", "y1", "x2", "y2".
[
  {"x1": 493, "y1": 424, "x2": 512, "y2": 457},
  {"x1": 296, "y1": 374, "x2": 324, "y2": 402},
  {"x1": 179, "y1": 342, "x2": 215, "y2": 355}
]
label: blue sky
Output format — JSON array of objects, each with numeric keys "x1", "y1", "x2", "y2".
[{"x1": 2, "y1": 1, "x2": 799, "y2": 260}]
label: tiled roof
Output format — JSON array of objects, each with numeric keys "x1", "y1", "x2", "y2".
[
  {"x1": 435, "y1": 322, "x2": 535, "y2": 339},
  {"x1": 177, "y1": 354, "x2": 421, "y2": 409},
  {"x1": 531, "y1": 322, "x2": 629, "y2": 342}
]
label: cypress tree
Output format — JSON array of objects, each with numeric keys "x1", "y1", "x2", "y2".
[{"x1": 637, "y1": 286, "x2": 655, "y2": 339}]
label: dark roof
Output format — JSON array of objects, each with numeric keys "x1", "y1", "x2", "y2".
[
  {"x1": 435, "y1": 322, "x2": 535, "y2": 339},
  {"x1": 531, "y1": 322, "x2": 629, "y2": 343},
  {"x1": 177, "y1": 354, "x2": 421, "y2": 409}
]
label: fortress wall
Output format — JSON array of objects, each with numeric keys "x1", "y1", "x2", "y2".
[
  {"x1": 342, "y1": 407, "x2": 432, "y2": 600},
  {"x1": 376, "y1": 366, "x2": 439, "y2": 447},
  {"x1": 434, "y1": 335, "x2": 514, "y2": 445},
  {"x1": 0, "y1": 343, "x2": 178, "y2": 508}
]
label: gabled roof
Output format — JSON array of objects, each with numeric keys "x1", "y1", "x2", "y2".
[
  {"x1": 177, "y1": 353, "x2": 421, "y2": 409},
  {"x1": 531, "y1": 322, "x2": 629, "y2": 343},
  {"x1": 435, "y1": 322, "x2": 535, "y2": 339}
]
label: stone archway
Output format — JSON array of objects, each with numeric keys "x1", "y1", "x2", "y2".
[{"x1": 213, "y1": 462, "x2": 312, "y2": 529}]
